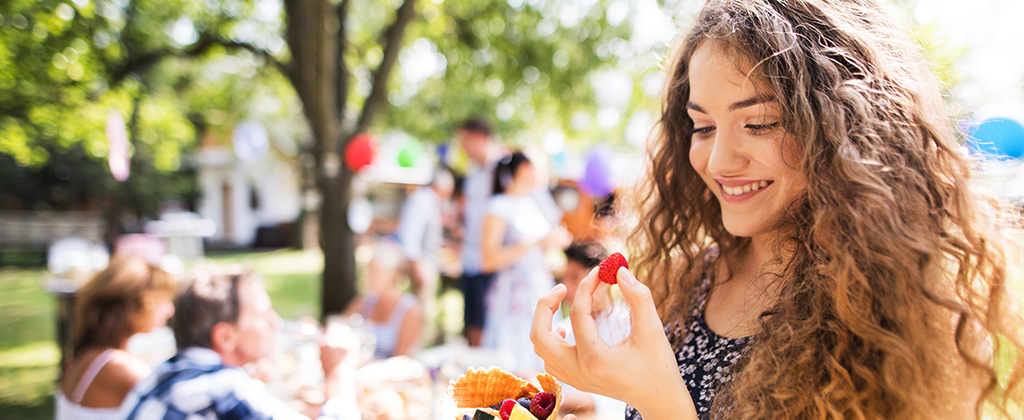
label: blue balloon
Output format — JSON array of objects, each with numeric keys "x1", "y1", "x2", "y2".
[
  {"x1": 580, "y1": 146, "x2": 615, "y2": 197},
  {"x1": 969, "y1": 118, "x2": 1024, "y2": 159}
]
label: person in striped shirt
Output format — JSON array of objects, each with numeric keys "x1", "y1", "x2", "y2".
[{"x1": 127, "y1": 270, "x2": 361, "y2": 420}]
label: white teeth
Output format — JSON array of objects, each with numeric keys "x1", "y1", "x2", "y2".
[{"x1": 722, "y1": 181, "x2": 770, "y2": 196}]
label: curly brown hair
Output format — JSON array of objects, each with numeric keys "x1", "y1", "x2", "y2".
[{"x1": 626, "y1": 0, "x2": 1024, "y2": 419}]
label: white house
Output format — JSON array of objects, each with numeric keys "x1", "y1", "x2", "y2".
[{"x1": 194, "y1": 145, "x2": 302, "y2": 247}]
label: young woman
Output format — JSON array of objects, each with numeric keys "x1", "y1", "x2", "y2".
[
  {"x1": 481, "y1": 151, "x2": 570, "y2": 373},
  {"x1": 532, "y1": 1, "x2": 1024, "y2": 419},
  {"x1": 58, "y1": 258, "x2": 176, "y2": 420}
]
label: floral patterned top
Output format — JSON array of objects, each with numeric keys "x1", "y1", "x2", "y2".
[{"x1": 624, "y1": 268, "x2": 754, "y2": 420}]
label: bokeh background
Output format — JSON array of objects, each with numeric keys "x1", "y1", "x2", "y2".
[{"x1": 2, "y1": 0, "x2": 1023, "y2": 419}]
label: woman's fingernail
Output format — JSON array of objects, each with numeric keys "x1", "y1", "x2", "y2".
[{"x1": 617, "y1": 267, "x2": 636, "y2": 284}]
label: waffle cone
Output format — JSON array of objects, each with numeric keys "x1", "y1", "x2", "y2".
[
  {"x1": 536, "y1": 372, "x2": 562, "y2": 417},
  {"x1": 440, "y1": 367, "x2": 563, "y2": 419}
]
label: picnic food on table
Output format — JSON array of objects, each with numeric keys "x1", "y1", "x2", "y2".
[
  {"x1": 598, "y1": 252, "x2": 629, "y2": 285},
  {"x1": 441, "y1": 367, "x2": 562, "y2": 420}
]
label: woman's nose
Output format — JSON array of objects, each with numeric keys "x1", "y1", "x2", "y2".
[{"x1": 706, "y1": 129, "x2": 748, "y2": 175}]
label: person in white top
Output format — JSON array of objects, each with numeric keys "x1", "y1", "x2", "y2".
[
  {"x1": 397, "y1": 168, "x2": 453, "y2": 344},
  {"x1": 480, "y1": 151, "x2": 570, "y2": 374},
  {"x1": 57, "y1": 257, "x2": 177, "y2": 420}
]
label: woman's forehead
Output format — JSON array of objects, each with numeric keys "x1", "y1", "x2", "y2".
[{"x1": 689, "y1": 48, "x2": 769, "y2": 107}]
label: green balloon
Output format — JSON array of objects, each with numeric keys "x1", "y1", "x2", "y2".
[{"x1": 397, "y1": 141, "x2": 422, "y2": 168}]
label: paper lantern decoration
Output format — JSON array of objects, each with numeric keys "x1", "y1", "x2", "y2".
[
  {"x1": 397, "y1": 140, "x2": 423, "y2": 168},
  {"x1": 344, "y1": 134, "x2": 377, "y2": 171},
  {"x1": 106, "y1": 111, "x2": 129, "y2": 181},
  {"x1": 970, "y1": 118, "x2": 1024, "y2": 159},
  {"x1": 579, "y1": 145, "x2": 614, "y2": 197},
  {"x1": 233, "y1": 120, "x2": 269, "y2": 162}
]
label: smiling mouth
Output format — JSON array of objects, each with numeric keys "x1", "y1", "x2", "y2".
[{"x1": 720, "y1": 180, "x2": 773, "y2": 196}]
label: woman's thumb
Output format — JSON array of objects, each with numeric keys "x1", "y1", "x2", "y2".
[{"x1": 616, "y1": 267, "x2": 660, "y2": 330}]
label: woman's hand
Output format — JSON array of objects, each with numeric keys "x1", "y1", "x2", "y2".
[{"x1": 530, "y1": 266, "x2": 698, "y2": 420}]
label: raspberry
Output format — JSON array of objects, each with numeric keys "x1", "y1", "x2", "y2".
[
  {"x1": 498, "y1": 399, "x2": 518, "y2": 420},
  {"x1": 530, "y1": 392, "x2": 556, "y2": 420},
  {"x1": 598, "y1": 252, "x2": 629, "y2": 285}
]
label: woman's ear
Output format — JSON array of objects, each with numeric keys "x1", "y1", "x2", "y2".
[{"x1": 210, "y1": 322, "x2": 237, "y2": 355}]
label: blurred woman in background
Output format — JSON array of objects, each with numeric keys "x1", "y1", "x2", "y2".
[
  {"x1": 343, "y1": 240, "x2": 423, "y2": 359},
  {"x1": 480, "y1": 151, "x2": 569, "y2": 373},
  {"x1": 58, "y1": 257, "x2": 176, "y2": 420}
]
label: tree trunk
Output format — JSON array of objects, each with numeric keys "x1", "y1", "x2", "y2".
[
  {"x1": 319, "y1": 171, "x2": 356, "y2": 317},
  {"x1": 282, "y1": 0, "x2": 417, "y2": 319}
]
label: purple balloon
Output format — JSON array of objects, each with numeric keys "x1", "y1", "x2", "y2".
[{"x1": 580, "y1": 145, "x2": 614, "y2": 197}]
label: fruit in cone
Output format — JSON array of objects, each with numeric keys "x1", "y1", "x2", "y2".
[
  {"x1": 441, "y1": 367, "x2": 562, "y2": 420},
  {"x1": 508, "y1": 403, "x2": 537, "y2": 420}
]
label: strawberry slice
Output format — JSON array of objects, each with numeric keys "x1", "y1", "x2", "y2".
[
  {"x1": 498, "y1": 399, "x2": 518, "y2": 420},
  {"x1": 597, "y1": 252, "x2": 629, "y2": 285}
]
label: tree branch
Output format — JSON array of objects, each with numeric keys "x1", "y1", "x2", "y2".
[
  {"x1": 353, "y1": 0, "x2": 417, "y2": 135},
  {"x1": 109, "y1": 34, "x2": 294, "y2": 88},
  {"x1": 108, "y1": 37, "x2": 208, "y2": 86},
  {"x1": 216, "y1": 37, "x2": 296, "y2": 85}
]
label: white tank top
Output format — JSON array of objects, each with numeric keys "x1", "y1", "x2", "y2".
[{"x1": 55, "y1": 349, "x2": 138, "y2": 420}]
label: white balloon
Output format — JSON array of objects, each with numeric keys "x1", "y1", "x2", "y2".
[
  {"x1": 233, "y1": 120, "x2": 269, "y2": 162},
  {"x1": 347, "y1": 197, "x2": 374, "y2": 234}
]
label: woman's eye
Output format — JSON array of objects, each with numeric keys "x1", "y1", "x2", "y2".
[
  {"x1": 689, "y1": 126, "x2": 715, "y2": 138},
  {"x1": 746, "y1": 122, "x2": 780, "y2": 135}
]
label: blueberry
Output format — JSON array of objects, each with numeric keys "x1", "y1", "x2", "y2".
[
  {"x1": 463, "y1": 414, "x2": 473, "y2": 420},
  {"x1": 517, "y1": 397, "x2": 531, "y2": 409}
]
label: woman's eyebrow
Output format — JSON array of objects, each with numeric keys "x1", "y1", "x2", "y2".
[
  {"x1": 686, "y1": 96, "x2": 776, "y2": 114},
  {"x1": 728, "y1": 95, "x2": 775, "y2": 111}
]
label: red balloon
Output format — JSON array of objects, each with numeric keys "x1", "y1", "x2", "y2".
[{"x1": 344, "y1": 133, "x2": 377, "y2": 171}]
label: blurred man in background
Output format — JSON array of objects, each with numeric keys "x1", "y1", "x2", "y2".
[
  {"x1": 456, "y1": 118, "x2": 502, "y2": 347},
  {"x1": 127, "y1": 271, "x2": 360, "y2": 420},
  {"x1": 397, "y1": 167, "x2": 454, "y2": 345}
]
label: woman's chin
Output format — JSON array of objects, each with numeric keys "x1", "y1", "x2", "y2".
[{"x1": 721, "y1": 220, "x2": 760, "y2": 239}]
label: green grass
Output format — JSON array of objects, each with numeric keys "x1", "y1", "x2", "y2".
[{"x1": 0, "y1": 266, "x2": 59, "y2": 420}]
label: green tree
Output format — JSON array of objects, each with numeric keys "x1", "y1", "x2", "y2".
[{"x1": 0, "y1": 0, "x2": 666, "y2": 316}]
